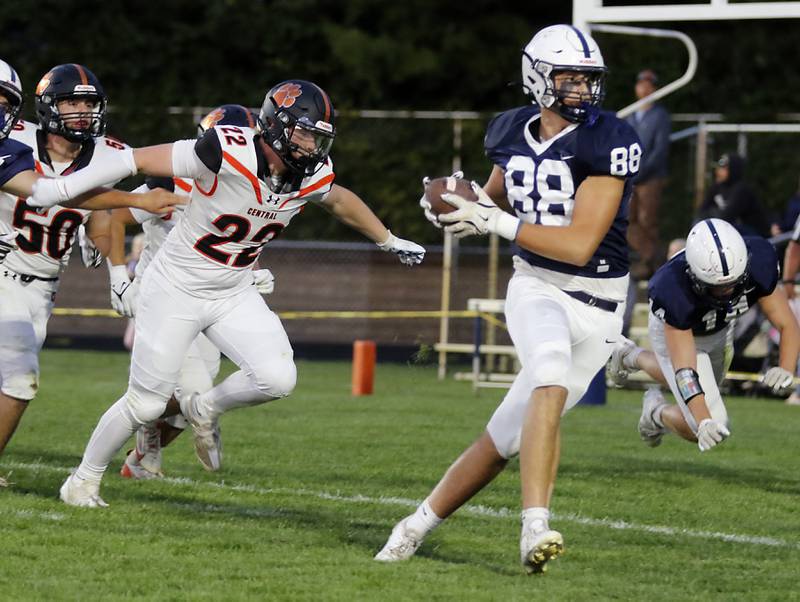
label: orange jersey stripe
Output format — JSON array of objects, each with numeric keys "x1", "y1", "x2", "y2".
[
  {"x1": 173, "y1": 177, "x2": 192, "y2": 193},
  {"x1": 34, "y1": 160, "x2": 44, "y2": 175},
  {"x1": 222, "y1": 150, "x2": 263, "y2": 205},
  {"x1": 278, "y1": 173, "x2": 335, "y2": 209}
]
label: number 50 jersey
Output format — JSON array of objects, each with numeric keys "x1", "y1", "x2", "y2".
[
  {"x1": 485, "y1": 106, "x2": 641, "y2": 281},
  {"x1": 0, "y1": 120, "x2": 130, "y2": 279},
  {"x1": 157, "y1": 125, "x2": 335, "y2": 298}
]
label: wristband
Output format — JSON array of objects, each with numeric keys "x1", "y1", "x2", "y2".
[{"x1": 675, "y1": 367, "x2": 704, "y2": 403}]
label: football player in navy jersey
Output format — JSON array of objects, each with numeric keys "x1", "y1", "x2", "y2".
[
  {"x1": 376, "y1": 25, "x2": 641, "y2": 573},
  {"x1": 608, "y1": 218, "x2": 800, "y2": 450},
  {"x1": 0, "y1": 60, "x2": 180, "y2": 477}
]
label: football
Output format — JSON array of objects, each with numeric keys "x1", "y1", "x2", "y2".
[{"x1": 424, "y1": 176, "x2": 478, "y2": 216}]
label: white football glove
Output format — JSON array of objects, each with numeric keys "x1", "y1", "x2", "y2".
[
  {"x1": 761, "y1": 366, "x2": 795, "y2": 396},
  {"x1": 0, "y1": 231, "x2": 17, "y2": 263},
  {"x1": 438, "y1": 181, "x2": 521, "y2": 241},
  {"x1": 108, "y1": 263, "x2": 138, "y2": 317},
  {"x1": 418, "y1": 170, "x2": 463, "y2": 228},
  {"x1": 696, "y1": 418, "x2": 730, "y2": 452},
  {"x1": 376, "y1": 230, "x2": 426, "y2": 266},
  {"x1": 252, "y1": 268, "x2": 275, "y2": 295},
  {"x1": 77, "y1": 224, "x2": 103, "y2": 268}
]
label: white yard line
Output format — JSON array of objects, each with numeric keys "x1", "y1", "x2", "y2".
[{"x1": 5, "y1": 460, "x2": 798, "y2": 550}]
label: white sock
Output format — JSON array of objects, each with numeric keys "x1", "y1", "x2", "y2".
[
  {"x1": 623, "y1": 346, "x2": 644, "y2": 371},
  {"x1": 405, "y1": 498, "x2": 443, "y2": 535},
  {"x1": 199, "y1": 370, "x2": 276, "y2": 420},
  {"x1": 652, "y1": 403, "x2": 666, "y2": 428},
  {"x1": 74, "y1": 397, "x2": 140, "y2": 482},
  {"x1": 521, "y1": 506, "x2": 550, "y2": 533}
]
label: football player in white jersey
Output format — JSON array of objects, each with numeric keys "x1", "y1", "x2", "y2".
[
  {"x1": 108, "y1": 104, "x2": 275, "y2": 479},
  {"x1": 32, "y1": 79, "x2": 426, "y2": 507},
  {"x1": 0, "y1": 62, "x2": 182, "y2": 471},
  {"x1": 375, "y1": 25, "x2": 641, "y2": 573}
]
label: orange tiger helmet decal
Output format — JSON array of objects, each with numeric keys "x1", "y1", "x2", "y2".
[{"x1": 272, "y1": 82, "x2": 303, "y2": 109}]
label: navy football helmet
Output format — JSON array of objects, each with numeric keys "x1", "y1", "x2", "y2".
[
  {"x1": 35, "y1": 63, "x2": 107, "y2": 142},
  {"x1": 257, "y1": 80, "x2": 335, "y2": 176}
]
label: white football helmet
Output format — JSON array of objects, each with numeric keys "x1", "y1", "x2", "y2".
[
  {"x1": 685, "y1": 218, "x2": 750, "y2": 307},
  {"x1": 521, "y1": 24, "x2": 607, "y2": 123},
  {"x1": 0, "y1": 59, "x2": 23, "y2": 139}
]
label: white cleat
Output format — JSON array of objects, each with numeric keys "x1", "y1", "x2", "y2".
[
  {"x1": 180, "y1": 391, "x2": 222, "y2": 472},
  {"x1": 120, "y1": 449, "x2": 163, "y2": 480},
  {"x1": 374, "y1": 517, "x2": 424, "y2": 562},
  {"x1": 639, "y1": 386, "x2": 668, "y2": 447},
  {"x1": 59, "y1": 473, "x2": 108, "y2": 508},
  {"x1": 137, "y1": 421, "x2": 163, "y2": 475},
  {"x1": 607, "y1": 336, "x2": 638, "y2": 387},
  {"x1": 520, "y1": 528, "x2": 564, "y2": 574}
]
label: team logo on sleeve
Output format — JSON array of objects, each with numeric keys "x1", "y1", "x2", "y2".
[
  {"x1": 199, "y1": 107, "x2": 226, "y2": 131},
  {"x1": 273, "y1": 83, "x2": 303, "y2": 108}
]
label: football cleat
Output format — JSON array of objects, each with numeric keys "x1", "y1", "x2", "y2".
[
  {"x1": 607, "y1": 336, "x2": 638, "y2": 387},
  {"x1": 179, "y1": 391, "x2": 222, "y2": 471},
  {"x1": 639, "y1": 386, "x2": 668, "y2": 447},
  {"x1": 59, "y1": 473, "x2": 108, "y2": 508},
  {"x1": 135, "y1": 422, "x2": 163, "y2": 475},
  {"x1": 374, "y1": 517, "x2": 424, "y2": 562},
  {"x1": 520, "y1": 527, "x2": 564, "y2": 574},
  {"x1": 120, "y1": 449, "x2": 163, "y2": 480}
]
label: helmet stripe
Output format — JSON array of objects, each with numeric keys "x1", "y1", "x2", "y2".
[
  {"x1": 9, "y1": 66, "x2": 17, "y2": 84},
  {"x1": 72, "y1": 63, "x2": 88, "y2": 85},
  {"x1": 240, "y1": 105, "x2": 256, "y2": 128},
  {"x1": 705, "y1": 220, "x2": 730, "y2": 276},
  {"x1": 568, "y1": 26, "x2": 592, "y2": 58},
  {"x1": 312, "y1": 82, "x2": 332, "y2": 123}
]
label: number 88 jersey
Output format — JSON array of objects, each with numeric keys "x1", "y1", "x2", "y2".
[
  {"x1": 484, "y1": 106, "x2": 641, "y2": 280},
  {"x1": 158, "y1": 125, "x2": 335, "y2": 298}
]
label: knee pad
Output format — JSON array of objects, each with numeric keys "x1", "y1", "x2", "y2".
[
  {"x1": 125, "y1": 380, "x2": 170, "y2": 424},
  {"x1": 251, "y1": 358, "x2": 296, "y2": 399},
  {"x1": 526, "y1": 340, "x2": 570, "y2": 388},
  {"x1": 0, "y1": 321, "x2": 39, "y2": 401}
]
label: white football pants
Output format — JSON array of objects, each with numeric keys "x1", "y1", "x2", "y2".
[
  {"x1": 486, "y1": 268, "x2": 625, "y2": 458},
  {"x1": 648, "y1": 312, "x2": 732, "y2": 432},
  {"x1": 0, "y1": 273, "x2": 58, "y2": 401}
]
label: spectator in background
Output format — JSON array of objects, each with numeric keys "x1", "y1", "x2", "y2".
[
  {"x1": 771, "y1": 176, "x2": 800, "y2": 237},
  {"x1": 626, "y1": 69, "x2": 671, "y2": 280},
  {"x1": 697, "y1": 153, "x2": 769, "y2": 238}
]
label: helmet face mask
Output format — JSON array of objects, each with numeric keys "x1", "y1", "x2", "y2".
[
  {"x1": 0, "y1": 59, "x2": 23, "y2": 140},
  {"x1": 521, "y1": 25, "x2": 607, "y2": 123},
  {"x1": 35, "y1": 64, "x2": 107, "y2": 143},
  {"x1": 258, "y1": 80, "x2": 336, "y2": 177},
  {"x1": 684, "y1": 219, "x2": 750, "y2": 310}
]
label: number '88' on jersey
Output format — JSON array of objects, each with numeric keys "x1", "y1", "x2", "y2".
[{"x1": 485, "y1": 106, "x2": 641, "y2": 279}]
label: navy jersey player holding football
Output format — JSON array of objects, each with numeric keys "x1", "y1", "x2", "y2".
[
  {"x1": 376, "y1": 24, "x2": 641, "y2": 573},
  {"x1": 30, "y1": 79, "x2": 426, "y2": 507},
  {"x1": 608, "y1": 218, "x2": 800, "y2": 450},
  {"x1": 0, "y1": 60, "x2": 180, "y2": 477}
]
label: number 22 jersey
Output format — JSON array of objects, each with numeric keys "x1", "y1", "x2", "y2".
[{"x1": 158, "y1": 125, "x2": 335, "y2": 298}]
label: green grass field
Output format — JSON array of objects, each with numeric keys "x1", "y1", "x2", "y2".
[{"x1": 2, "y1": 350, "x2": 799, "y2": 601}]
